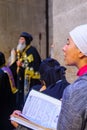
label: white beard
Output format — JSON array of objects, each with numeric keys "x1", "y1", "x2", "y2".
[{"x1": 17, "y1": 42, "x2": 26, "y2": 52}]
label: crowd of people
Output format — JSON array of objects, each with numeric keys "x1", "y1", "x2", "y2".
[
  {"x1": 0, "y1": 24, "x2": 87, "y2": 130},
  {"x1": 0, "y1": 32, "x2": 41, "y2": 130}
]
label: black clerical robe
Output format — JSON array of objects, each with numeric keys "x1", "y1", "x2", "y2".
[{"x1": 0, "y1": 69, "x2": 15, "y2": 130}]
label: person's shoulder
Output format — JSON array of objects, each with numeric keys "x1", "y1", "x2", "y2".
[
  {"x1": 30, "y1": 45, "x2": 38, "y2": 51},
  {"x1": 0, "y1": 69, "x2": 6, "y2": 77},
  {"x1": 63, "y1": 74, "x2": 87, "y2": 100},
  {"x1": 78, "y1": 73, "x2": 87, "y2": 81},
  {"x1": 0, "y1": 69, "x2": 9, "y2": 82},
  {"x1": 74, "y1": 74, "x2": 87, "y2": 89},
  {"x1": 29, "y1": 46, "x2": 40, "y2": 56},
  {"x1": 27, "y1": 45, "x2": 37, "y2": 53}
]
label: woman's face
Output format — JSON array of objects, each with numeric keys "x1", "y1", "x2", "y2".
[{"x1": 62, "y1": 36, "x2": 80, "y2": 66}]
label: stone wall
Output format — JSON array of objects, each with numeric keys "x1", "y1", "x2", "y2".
[
  {"x1": 49, "y1": 0, "x2": 87, "y2": 83},
  {"x1": 0, "y1": 0, "x2": 46, "y2": 62}
]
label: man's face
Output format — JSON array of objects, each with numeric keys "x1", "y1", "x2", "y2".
[
  {"x1": 17, "y1": 37, "x2": 26, "y2": 51},
  {"x1": 18, "y1": 37, "x2": 26, "y2": 44},
  {"x1": 62, "y1": 36, "x2": 80, "y2": 66}
]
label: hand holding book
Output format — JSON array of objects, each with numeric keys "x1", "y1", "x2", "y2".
[
  {"x1": 10, "y1": 110, "x2": 22, "y2": 128},
  {"x1": 10, "y1": 90, "x2": 61, "y2": 130}
]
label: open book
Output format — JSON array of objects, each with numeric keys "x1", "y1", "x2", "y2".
[{"x1": 10, "y1": 89, "x2": 61, "y2": 130}]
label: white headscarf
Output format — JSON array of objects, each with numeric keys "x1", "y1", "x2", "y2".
[{"x1": 69, "y1": 24, "x2": 87, "y2": 56}]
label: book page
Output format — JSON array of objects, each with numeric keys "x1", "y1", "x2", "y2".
[
  {"x1": 10, "y1": 114, "x2": 52, "y2": 130},
  {"x1": 21, "y1": 89, "x2": 61, "y2": 129}
]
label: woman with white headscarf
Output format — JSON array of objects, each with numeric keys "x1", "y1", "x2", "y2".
[{"x1": 57, "y1": 24, "x2": 87, "y2": 130}]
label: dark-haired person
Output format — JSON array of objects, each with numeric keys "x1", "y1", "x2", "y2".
[
  {"x1": 0, "y1": 52, "x2": 16, "y2": 130},
  {"x1": 33, "y1": 57, "x2": 70, "y2": 99},
  {"x1": 9, "y1": 32, "x2": 41, "y2": 110}
]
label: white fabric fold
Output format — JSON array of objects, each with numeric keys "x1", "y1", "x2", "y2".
[{"x1": 69, "y1": 24, "x2": 87, "y2": 56}]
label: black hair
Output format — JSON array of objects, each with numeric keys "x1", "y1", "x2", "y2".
[{"x1": 0, "y1": 52, "x2": 5, "y2": 67}]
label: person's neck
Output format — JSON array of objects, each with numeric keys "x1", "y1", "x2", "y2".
[
  {"x1": 76, "y1": 58, "x2": 87, "y2": 69},
  {"x1": 77, "y1": 64, "x2": 87, "y2": 76}
]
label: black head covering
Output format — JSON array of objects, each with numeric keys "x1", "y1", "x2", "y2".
[
  {"x1": 20, "y1": 32, "x2": 33, "y2": 45},
  {"x1": 39, "y1": 57, "x2": 66, "y2": 87},
  {"x1": 0, "y1": 52, "x2": 5, "y2": 67}
]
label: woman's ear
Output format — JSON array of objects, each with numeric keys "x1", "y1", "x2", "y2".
[{"x1": 79, "y1": 51, "x2": 85, "y2": 58}]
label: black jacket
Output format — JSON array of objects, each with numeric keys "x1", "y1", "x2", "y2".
[{"x1": 0, "y1": 69, "x2": 15, "y2": 130}]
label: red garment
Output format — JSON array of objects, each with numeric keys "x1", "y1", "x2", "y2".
[{"x1": 77, "y1": 65, "x2": 87, "y2": 76}]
